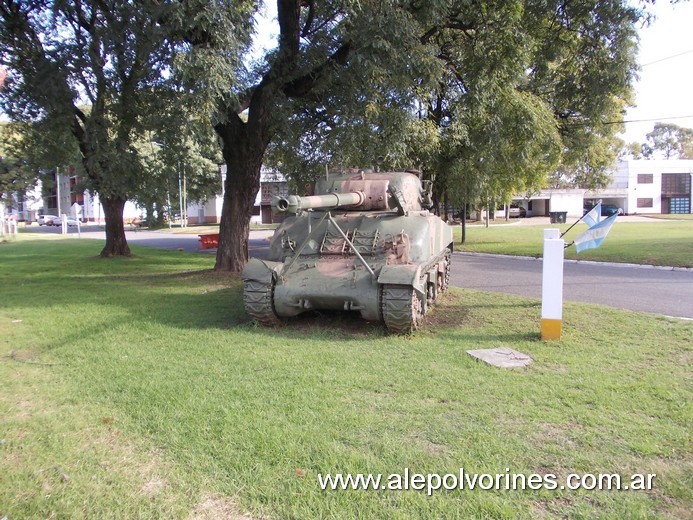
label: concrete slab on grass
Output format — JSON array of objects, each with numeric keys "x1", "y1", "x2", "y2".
[{"x1": 466, "y1": 347, "x2": 533, "y2": 368}]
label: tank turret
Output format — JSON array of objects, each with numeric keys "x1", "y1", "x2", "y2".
[{"x1": 241, "y1": 170, "x2": 452, "y2": 333}]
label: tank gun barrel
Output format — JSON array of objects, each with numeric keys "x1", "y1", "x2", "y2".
[{"x1": 272, "y1": 192, "x2": 365, "y2": 214}]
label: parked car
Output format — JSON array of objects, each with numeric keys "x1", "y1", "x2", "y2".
[
  {"x1": 37, "y1": 214, "x2": 59, "y2": 226},
  {"x1": 46, "y1": 216, "x2": 81, "y2": 226},
  {"x1": 508, "y1": 204, "x2": 527, "y2": 218},
  {"x1": 601, "y1": 204, "x2": 624, "y2": 216}
]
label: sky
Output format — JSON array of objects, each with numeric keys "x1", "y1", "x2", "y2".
[{"x1": 620, "y1": 1, "x2": 693, "y2": 144}]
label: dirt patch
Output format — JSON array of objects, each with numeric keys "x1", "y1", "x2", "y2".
[
  {"x1": 534, "y1": 421, "x2": 582, "y2": 449},
  {"x1": 423, "y1": 292, "x2": 475, "y2": 330},
  {"x1": 142, "y1": 476, "x2": 167, "y2": 499},
  {"x1": 417, "y1": 437, "x2": 448, "y2": 456},
  {"x1": 189, "y1": 493, "x2": 259, "y2": 520},
  {"x1": 532, "y1": 496, "x2": 574, "y2": 518},
  {"x1": 273, "y1": 310, "x2": 384, "y2": 338}
]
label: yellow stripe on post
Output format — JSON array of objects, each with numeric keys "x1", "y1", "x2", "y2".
[
  {"x1": 541, "y1": 318, "x2": 562, "y2": 340},
  {"x1": 541, "y1": 228, "x2": 565, "y2": 341}
]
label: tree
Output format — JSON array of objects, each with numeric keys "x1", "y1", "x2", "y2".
[
  {"x1": 0, "y1": 1, "x2": 229, "y2": 256},
  {"x1": 134, "y1": 105, "x2": 223, "y2": 228},
  {"x1": 620, "y1": 141, "x2": 643, "y2": 160},
  {"x1": 1, "y1": 123, "x2": 28, "y2": 196},
  {"x1": 264, "y1": 1, "x2": 640, "y2": 217},
  {"x1": 193, "y1": 0, "x2": 419, "y2": 271},
  {"x1": 643, "y1": 122, "x2": 693, "y2": 159},
  {"x1": 0, "y1": 120, "x2": 66, "y2": 211}
]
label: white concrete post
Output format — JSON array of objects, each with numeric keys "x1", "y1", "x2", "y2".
[
  {"x1": 61, "y1": 214, "x2": 68, "y2": 235},
  {"x1": 541, "y1": 228, "x2": 564, "y2": 340},
  {"x1": 11, "y1": 219, "x2": 18, "y2": 238}
]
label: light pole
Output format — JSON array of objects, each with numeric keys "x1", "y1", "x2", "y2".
[
  {"x1": 178, "y1": 161, "x2": 184, "y2": 228},
  {"x1": 55, "y1": 166, "x2": 61, "y2": 216},
  {"x1": 182, "y1": 161, "x2": 187, "y2": 227}
]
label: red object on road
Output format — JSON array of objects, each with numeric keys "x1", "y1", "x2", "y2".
[{"x1": 198, "y1": 233, "x2": 219, "y2": 250}]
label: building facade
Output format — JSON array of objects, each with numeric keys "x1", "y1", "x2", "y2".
[
  {"x1": 186, "y1": 166, "x2": 288, "y2": 225},
  {"x1": 42, "y1": 169, "x2": 140, "y2": 223},
  {"x1": 511, "y1": 159, "x2": 693, "y2": 217},
  {"x1": 597, "y1": 159, "x2": 693, "y2": 215}
]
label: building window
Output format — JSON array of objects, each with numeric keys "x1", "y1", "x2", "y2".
[
  {"x1": 261, "y1": 184, "x2": 271, "y2": 202},
  {"x1": 670, "y1": 197, "x2": 690, "y2": 214},
  {"x1": 69, "y1": 176, "x2": 84, "y2": 205},
  {"x1": 637, "y1": 173, "x2": 653, "y2": 184},
  {"x1": 45, "y1": 186, "x2": 57, "y2": 211},
  {"x1": 637, "y1": 198, "x2": 653, "y2": 208},
  {"x1": 662, "y1": 173, "x2": 691, "y2": 196}
]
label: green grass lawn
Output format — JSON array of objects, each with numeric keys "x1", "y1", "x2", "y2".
[
  {"x1": 454, "y1": 220, "x2": 693, "y2": 267},
  {"x1": 0, "y1": 240, "x2": 691, "y2": 518}
]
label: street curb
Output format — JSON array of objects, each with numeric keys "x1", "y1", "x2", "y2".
[{"x1": 453, "y1": 251, "x2": 693, "y2": 272}]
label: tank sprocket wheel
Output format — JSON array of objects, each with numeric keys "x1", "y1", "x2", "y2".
[
  {"x1": 243, "y1": 279, "x2": 282, "y2": 326},
  {"x1": 381, "y1": 284, "x2": 424, "y2": 334}
]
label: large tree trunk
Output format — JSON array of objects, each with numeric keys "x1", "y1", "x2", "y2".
[
  {"x1": 100, "y1": 196, "x2": 131, "y2": 257},
  {"x1": 214, "y1": 116, "x2": 266, "y2": 272},
  {"x1": 210, "y1": 0, "x2": 343, "y2": 272}
]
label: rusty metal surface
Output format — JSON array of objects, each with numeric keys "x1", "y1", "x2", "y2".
[{"x1": 242, "y1": 171, "x2": 453, "y2": 332}]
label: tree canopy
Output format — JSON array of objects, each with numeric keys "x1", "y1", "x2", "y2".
[
  {"x1": 0, "y1": 0, "x2": 228, "y2": 255},
  {"x1": 642, "y1": 122, "x2": 693, "y2": 159},
  {"x1": 265, "y1": 0, "x2": 641, "y2": 210},
  {"x1": 2, "y1": 1, "x2": 646, "y2": 269}
]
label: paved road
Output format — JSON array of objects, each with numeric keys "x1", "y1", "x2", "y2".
[
  {"x1": 125, "y1": 230, "x2": 693, "y2": 319},
  {"x1": 451, "y1": 253, "x2": 693, "y2": 319},
  {"x1": 30, "y1": 225, "x2": 272, "y2": 257},
  {"x1": 24, "y1": 225, "x2": 693, "y2": 319}
]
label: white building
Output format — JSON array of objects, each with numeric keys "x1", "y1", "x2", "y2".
[
  {"x1": 588, "y1": 159, "x2": 693, "y2": 215},
  {"x1": 46, "y1": 169, "x2": 140, "y2": 223},
  {"x1": 186, "y1": 166, "x2": 288, "y2": 225},
  {"x1": 512, "y1": 188, "x2": 586, "y2": 218},
  {"x1": 511, "y1": 159, "x2": 693, "y2": 217}
]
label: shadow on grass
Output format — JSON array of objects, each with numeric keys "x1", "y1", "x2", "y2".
[{"x1": 1, "y1": 240, "x2": 541, "y2": 343}]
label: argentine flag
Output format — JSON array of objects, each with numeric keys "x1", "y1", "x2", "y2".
[
  {"x1": 582, "y1": 202, "x2": 601, "y2": 228},
  {"x1": 574, "y1": 213, "x2": 617, "y2": 253}
]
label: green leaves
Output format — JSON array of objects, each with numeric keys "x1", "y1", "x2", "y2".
[
  {"x1": 643, "y1": 122, "x2": 693, "y2": 160},
  {"x1": 263, "y1": 0, "x2": 642, "y2": 208}
]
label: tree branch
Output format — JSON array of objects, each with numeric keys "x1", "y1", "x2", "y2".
[
  {"x1": 281, "y1": 42, "x2": 352, "y2": 98},
  {"x1": 301, "y1": 0, "x2": 315, "y2": 38}
]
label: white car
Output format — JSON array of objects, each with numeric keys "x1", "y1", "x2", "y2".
[
  {"x1": 46, "y1": 216, "x2": 81, "y2": 226},
  {"x1": 37, "y1": 214, "x2": 59, "y2": 226}
]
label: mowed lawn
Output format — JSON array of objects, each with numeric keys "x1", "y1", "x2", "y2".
[
  {"x1": 0, "y1": 239, "x2": 690, "y2": 519},
  {"x1": 454, "y1": 219, "x2": 693, "y2": 267}
]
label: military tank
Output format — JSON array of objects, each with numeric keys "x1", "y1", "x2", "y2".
[{"x1": 241, "y1": 170, "x2": 453, "y2": 333}]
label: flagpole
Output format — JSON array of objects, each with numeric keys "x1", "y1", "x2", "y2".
[
  {"x1": 560, "y1": 199, "x2": 602, "y2": 238},
  {"x1": 560, "y1": 214, "x2": 586, "y2": 238}
]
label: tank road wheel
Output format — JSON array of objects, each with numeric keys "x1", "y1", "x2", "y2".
[
  {"x1": 243, "y1": 279, "x2": 282, "y2": 326},
  {"x1": 440, "y1": 247, "x2": 452, "y2": 292},
  {"x1": 381, "y1": 284, "x2": 424, "y2": 334}
]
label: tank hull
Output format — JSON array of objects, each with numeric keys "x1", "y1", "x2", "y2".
[
  {"x1": 241, "y1": 171, "x2": 453, "y2": 333},
  {"x1": 272, "y1": 256, "x2": 382, "y2": 321}
]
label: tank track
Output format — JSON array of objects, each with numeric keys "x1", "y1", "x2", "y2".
[
  {"x1": 243, "y1": 279, "x2": 282, "y2": 326},
  {"x1": 441, "y1": 246, "x2": 451, "y2": 292},
  {"x1": 381, "y1": 284, "x2": 423, "y2": 333}
]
